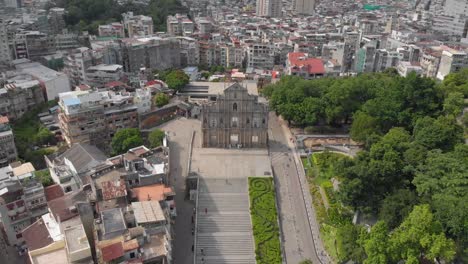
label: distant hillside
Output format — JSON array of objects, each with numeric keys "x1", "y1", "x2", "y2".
[{"x1": 50, "y1": 0, "x2": 188, "y2": 34}]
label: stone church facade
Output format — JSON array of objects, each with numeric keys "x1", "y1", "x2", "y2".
[{"x1": 201, "y1": 83, "x2": 269, "y2": 148}]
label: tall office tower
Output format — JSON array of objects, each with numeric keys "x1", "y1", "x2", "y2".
[
  {"x1": 295, "y1": 0, "x2": 316, "y2": 15},
  {"x1": 256, "y1": 0, "x2": 282, "y2": 17}
]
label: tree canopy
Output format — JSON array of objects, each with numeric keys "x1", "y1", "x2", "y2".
[
  {"x1": 148, "y1": 129, "x2": 165, "y2": 148},
  {"x1": 153, "y1": 93, "x2": 170, "y2": 107},
  {"x1": 111, "y1": 128, "x2": 143, "y2": 155},
  {"x1": 54, "y1": 0, "x2": 188, "y2": 34},
  {"x1": 164, "y1": 70, "x2": 190, "y2": 92},
  {"x1": 263, "y1": 72, "x2": 443, "y2": 136}
]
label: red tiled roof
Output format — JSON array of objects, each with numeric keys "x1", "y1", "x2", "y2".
[
  {"x1": 102, "y1": 179, "x2": 127, "y2": 200},
  {"x1": 47, "y1": 190, "x2": 87, "y2": 222},
  {"x1": 44, "y1": 184, "x2": 65, "y2": 202},
  {"x1": 288, "y1": 52, "x2": 325, "y2": 74},
  {"x1": 105, "y1": 81, "x2": 126, "y2": 88},
  {"x1": 22, "y1": 218, "x2": 53, "y2": 251},
  {"x1": 0, "y1": 116, "x2": 9, "y2": 124},
  {"x1": 130, "y1": 146, "x2": 149, "y2": 157},
  {"x1": 123, "y1": 239, "x2": 139, "y2": 251},
  {"x1": 145, "y1": 80, "x2": 164, "y2": 87},
  {"x1": 101, "y1": 242, "x2": 124, "y2": 262},
  {"x1": 131, "y1": 184, "x2": 174, "y2": 202},
  {"x1": 78, "y1": 84, "x2": 91, "y2": 91}
]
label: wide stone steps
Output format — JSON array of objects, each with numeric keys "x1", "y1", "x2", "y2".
[
  {"x1": 199, "y1": 179, "x2": 248, "y2": 193},
  {"x1": 195, "y1": 256, "x2": 256, "y2": 264},
  {"x1": 195, "y1": 178, "x2": 255, "y2": 264},
  {"x1": 197, "y1": 212, "x2": 251, "y2": 231}
]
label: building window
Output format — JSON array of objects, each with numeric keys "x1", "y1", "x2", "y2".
[
  {"x1": 210, "y1": 119, "x2": 217, "y2": 128},
  {"x1": 262, "y1": 118, "x2": 265, "y2": 124},
  {"x1": 252, "y1": 135, "x2": 259, "y2": 143},
  {"x1": 231, "y1": 117, "x2": 238, "y2": 127},
  {"x1": 220, "y1": 118, "x2": 223, "y2": 124},
  {"x1": 130, "y1": 252, "x2": 136, "y2": 258},
  {"x1": 246, "y1": 118, "x2": 250, "y2": 124},
  {"x1": 233, "y1": 103, "x2": 237, "y2": 111}
]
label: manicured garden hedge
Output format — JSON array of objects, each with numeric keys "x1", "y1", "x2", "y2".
[{"x1": 248, "y1": 177, "x2": 282, "y2": 264}]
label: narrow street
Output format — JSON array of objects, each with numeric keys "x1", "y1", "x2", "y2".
[
  {"x1": 158, "y1": 118, "x2": 199, "y2": 264},
  {"x1": 269, "y1": 112, "x2": 329, "y2": 264}
]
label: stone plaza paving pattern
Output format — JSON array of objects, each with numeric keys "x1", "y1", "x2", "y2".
[{"x1": 191, "y1": 148, "x2": 272, "y2": 264}]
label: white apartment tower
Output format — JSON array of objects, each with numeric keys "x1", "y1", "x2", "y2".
[
  {"x1": 0, "y1": 18, "x2": 11, "y2": 63},
  {"x1": 295, "y1": 0, "x2": 316, "y2": 15},
  {"x1": 256, "y1": 0, "x2": 282, "y2": 17}
]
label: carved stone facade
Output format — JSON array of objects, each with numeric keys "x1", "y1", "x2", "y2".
[{"x1": 201, "y1": 83, "x2": 268, "y2": 148}]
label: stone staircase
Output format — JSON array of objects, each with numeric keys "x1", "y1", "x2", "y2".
[{"x1": 195, "y1": 179, "x2": 256, "y2": 264}]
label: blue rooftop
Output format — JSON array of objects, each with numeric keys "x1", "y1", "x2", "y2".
[{"x1": 63, "y1": 97, "x2": 80, "y2": 106}]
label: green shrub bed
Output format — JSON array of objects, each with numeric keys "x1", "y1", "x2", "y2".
[{"x1": 248, "y1": 177, "x2": 282, "y2": 264}]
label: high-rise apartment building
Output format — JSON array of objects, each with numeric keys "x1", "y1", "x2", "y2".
[
  {"x1": 122, "y1": 12, "x2": 154, "y2": 38},
  {"x1": 295, "y1": 0, "x2": 316, "y2": 15},
  {"x1": 0, "y1": 165, "x2": 48, "y2": 246},
  {"x1": 436, "y1": 47, "x2": 468, "y2": 80},
  {"x1": 0, "y1": 18, "x2": 11, "y2": 63},
  {"x1": 0, "y1": 117, "x2": 17, "y2": 167},
  {"x1": 58, "y1": 90, "x2": 143, "y2": 149},
  {"x1": 256, "y1": 0, "x2": 282, "y2": 17}
]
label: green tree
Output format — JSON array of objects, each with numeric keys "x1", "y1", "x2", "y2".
[
  {"x1": 153, "y1": 93, "x2": 169, "y2": 107},
  {"x1": 350, "y1": 111, "x2": 379, "y2": 142},
  {"x1": 439, "y1": 68, "x2": 468, "y2": 96},
  {"x1": 443, "y1": 91, "x2": 464, "y2": 117},
  {"x1": 35, "y1": 169, "x2": 54, "y2": 187},
  {"x1": 389, "y1": 204, "x2": 456, "y2": 263},
  {"x1": 165, "y1": 70, "x2": 189, "y2": 92},
  {"x1": 412, "y1": 145, "x2": 468, "y2": 255},
  {"x1": 363, "y1": 221, "x2": 391, "y2": 264},
  {"x1": 379, "y1": 189, "x2": 418, "y2": 229},
  {"x1": 111, "y1": 128, "x2": 143, "y2": 155},
  {"x1": 413, "y1": 116, "x2": 463, "y2": 151},
  {"x1": 148, "y1": 129, "x2": 165, "y2": 148},
  {"x1": 336, "y1": 223, "x2": 366, "y2": 262},
  {"x1": 339, "y1": 128, "x2": 412, "y2": 211}
]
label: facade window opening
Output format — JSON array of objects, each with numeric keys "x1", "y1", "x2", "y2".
[
  {"x1": 232, "y1": 116, "x2": 238, "y2": 127},
  {"x1": 262, "y1": 118, "x2": 265, "y2": 124},
  {"x1": 220, "y1": 118, "x2": 223, "y2": 124},
  {"x1": 233, "y1": 103, "x2": 237, "y2": 111},
  {"x1": 247, "y1": 118, "x2": 250, "y2": 124}
]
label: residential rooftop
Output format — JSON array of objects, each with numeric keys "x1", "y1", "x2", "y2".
[{"x1": 132, "y1": 200, "x2": 166, "y2": 224}]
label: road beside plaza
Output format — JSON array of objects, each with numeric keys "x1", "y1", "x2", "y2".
[
  {"x1": 158, "y1": 118, "x2": 200, "y2": 264},
  {"x1": 269, "y1": 112, "x2": 329, "y2": 264}
]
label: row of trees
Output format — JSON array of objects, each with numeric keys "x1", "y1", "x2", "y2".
[
  {"x1": 263, "y1": 69, "x2": 467, "y2": 139},
  {"x1": 264, "y1": 69, "x2": 468, "y2": 262}
]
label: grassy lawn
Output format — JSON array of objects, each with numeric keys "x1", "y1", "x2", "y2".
[
  {"x1": 303, "y1": 151, "x2": 352, "y2": 263},
  {"x1": 248, "y1": 177, "x2": 282, "y2": 264}
]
